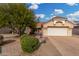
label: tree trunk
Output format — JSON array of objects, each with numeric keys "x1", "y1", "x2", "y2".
[{"x1": 18, "y1": 27, "x2": 26, "y2": 36}]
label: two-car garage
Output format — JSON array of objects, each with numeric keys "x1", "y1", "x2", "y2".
[{"x1": 47, "y1": 28, "x2": 68, "y2": 36}]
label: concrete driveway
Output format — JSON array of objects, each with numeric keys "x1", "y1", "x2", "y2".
[{"x1": 48, "y1": 35, "x2": 79, "y2": 56}]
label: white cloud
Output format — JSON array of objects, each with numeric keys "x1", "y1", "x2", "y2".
[
  {"x1": 35, "y1": 14, "x2": 45, "y2": 18},
  {"x1": 29, "y1": 4, "x2": 39, "y2": 10},
  {"x1": 67, "y1": 11, "x2": 79, "y2": 21},
  {"x1": 45, "y1": 17, "x2": 49, "y2": 20},
  {"x1": 51, "y1": 13, "x2": 53, "y2": 16},
  {"x1": 54, "y1": 9, "x2": 64, "y2": 15},
  {"x1": 52, "y1": 16, "x2": 56, "y2": 18},
  {"x1": 66, "y1": 3, "x2": 78, "y2": 6}
]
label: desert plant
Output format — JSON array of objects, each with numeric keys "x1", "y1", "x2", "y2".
[{"x1": 20, "y1": 34, "x2": 40, "y2": 53}]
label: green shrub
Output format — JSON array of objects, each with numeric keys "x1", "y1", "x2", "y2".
[{"x1": 20, "y1": 34, "x2": 40, "y2": 53}]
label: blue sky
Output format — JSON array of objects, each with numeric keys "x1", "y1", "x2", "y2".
[{"x1": 28, "y1": 3, "x2": 79, "y2": 22}]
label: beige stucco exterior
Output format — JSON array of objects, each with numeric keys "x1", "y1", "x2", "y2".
[{"x1": 42, "y1": 16, "x2": 74, "y2": 36}]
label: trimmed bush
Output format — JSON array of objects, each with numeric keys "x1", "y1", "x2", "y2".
[{"x1": 20, "y1": 34, "x2": 40, "y2": 53}]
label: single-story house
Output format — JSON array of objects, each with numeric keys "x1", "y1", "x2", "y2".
[
  {"x1": 72, "y1": 21, "x2": 79, "y2": 35},
  {"x1": 42, "y1": 16, "x2": 74, "y2": 36}
]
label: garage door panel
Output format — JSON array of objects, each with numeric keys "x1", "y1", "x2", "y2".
[{"x1": 47, "y1": 28, "x2": 68, "y2": 36}]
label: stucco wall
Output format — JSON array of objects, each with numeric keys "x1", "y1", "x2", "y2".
[{"x1": 67, "y1": 28, "x2": 72, "y2": 36}]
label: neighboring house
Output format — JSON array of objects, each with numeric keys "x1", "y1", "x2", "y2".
[
  {"x1": 74, "y1": 21, "x2": 79, "y2": 27},
  {"x1": 72, "y1": 21, "x2": 79, "y2": 35},
  {"x1": 0, "y1": 27, "x2": 31, "y2": 34},
  {"x1": 0, "y1": 27, "x2": 12, "y2": 34},
  {"x1": 36, "y1": 22, "x2": 43, "y2": 29},
  {"x1": 42, "y1": 16, "x2": 74, "y2": 36},
  {"x1": 35, "y1": 22, "x2": 44, "y2": 35}
]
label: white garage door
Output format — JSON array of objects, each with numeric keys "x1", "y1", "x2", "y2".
[{"x1": 47, "y1": 28, "x2": 68, "y2": 36}]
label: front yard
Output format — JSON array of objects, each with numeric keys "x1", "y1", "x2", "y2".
[{"x1": 1, "y1": 34, "x2": 79, "y2": 56}]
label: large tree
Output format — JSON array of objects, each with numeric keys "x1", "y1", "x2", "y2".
[{"x1": 0, "y1": 3, "x2": 36, "y2": 36}]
